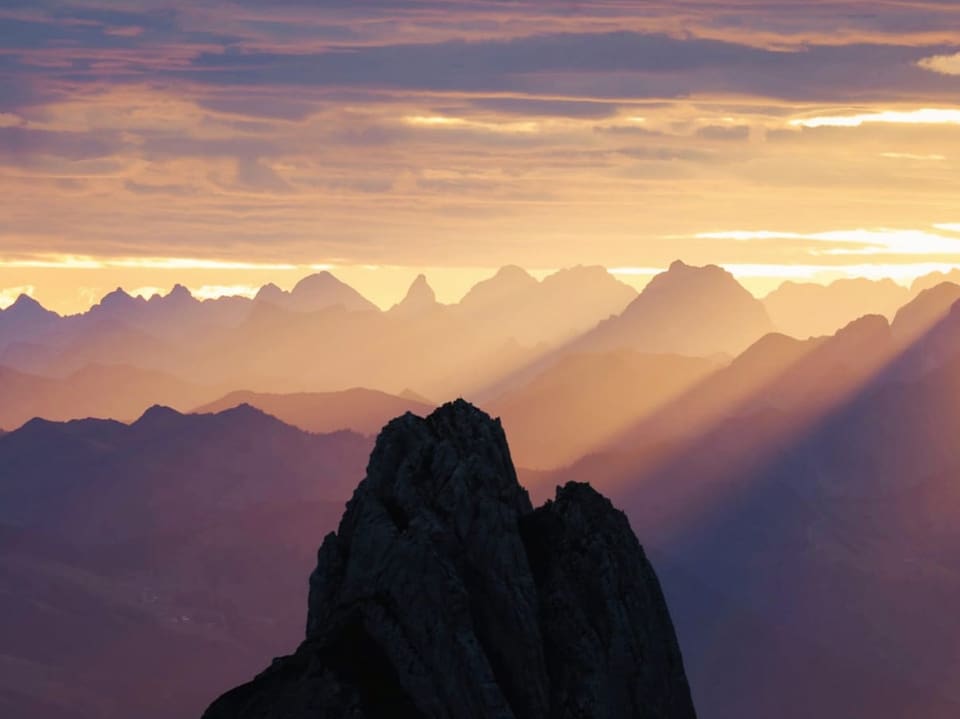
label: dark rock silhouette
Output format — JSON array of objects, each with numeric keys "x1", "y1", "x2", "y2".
[{"x1": 203, "y1": 400, "x2": 695, "y2": 719}]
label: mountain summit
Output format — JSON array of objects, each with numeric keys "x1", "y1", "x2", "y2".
[
  {"x1": 581, "y1": 260, "x2": 773, "y2": 356},
  {"x1": 390, "y1": 273, "x2": 439, "y2": 315},
  {"x1": 203, "y1": 400, "x2": 696, "y2": 719}
]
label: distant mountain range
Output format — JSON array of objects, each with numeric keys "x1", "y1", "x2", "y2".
[
  {"x1": 194, "y1": 387, "x2": 434, "y2": 436},
  {"x1": 0, "y1": 265, "x2": 637, "y2": 399},
  {"x1": 762, "y1": 277, "x2": 910, "y2": 339},
  {"x1": 0, "y1": 405, "x2": 372, "y2": 719},
  {"x1": 537, "y1": 291, "x2": 960, "y2": 718},
  {"x1": 6, "y1": 273, "x2": 960, "y2": 717}
]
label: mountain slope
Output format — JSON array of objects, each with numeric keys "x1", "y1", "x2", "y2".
[
  {"x1": 490, "y1": 350, "x2": 721, "y2": 469},
  {"x1": 762, "y1": 278, "x2": 909, "y2": 338},
  {"x1": 577, "y1": 261, "x2": 773, "y2": 357},
  {"x1": 0, "y1": 363, "x2": 220, "y2": 430},
  {"x1": 0, "y1": 407, "x2": 372, "y2": 719},
  {"x1": 203, "y1": 400, "x2": 696, "y2": 719},
  {"x1": 194, "y1": 388, "x2": 434, "y2": 435},
  {"x1": 542, "y1": 314, "x2": 960, "y2": 718}
]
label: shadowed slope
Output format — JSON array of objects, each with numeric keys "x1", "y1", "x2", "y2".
[
  {"x1": 0, "y1": 407, "x2": 372, "y2": 719},
  {"x1": 541, "y1": 307, "x2": 960, "y2": 718},
  {"x1": 490, "y1": 351, "x2": 721, "y2": 469},
  {"x1": 194, "y1": 388, "x2": 434, "y2": 436},
  {"x1": 203, "y1": 400, "x2": 696, "y2": 719},
  {"x1": 0, "y1": 363, "x2": 221, "y2": 430}
]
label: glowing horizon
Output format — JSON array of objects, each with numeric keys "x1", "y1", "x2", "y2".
[{"x1": 3, "y1": 2, "x2": 960, "y2": 311}]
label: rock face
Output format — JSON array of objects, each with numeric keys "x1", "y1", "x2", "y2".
[{"x1": 202, "y1": 400, "x2": 696, "y2": 719}]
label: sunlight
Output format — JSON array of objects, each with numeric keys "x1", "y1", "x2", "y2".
[
  {"x1": 404, "y1": 114, "x2": 540, "y2": 133},
  {"x1": 190, "y1": 284, "x2": 262, "y2": 300},
  {"x1": 790, "y1": 108, "x2": 960, "y2": 128},
  {"x1": 697, "y1": 228, "x2": 960, "y2": 255}
]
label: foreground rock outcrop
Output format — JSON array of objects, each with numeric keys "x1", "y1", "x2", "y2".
[{"x1": 203, "y1": 400, "x2": 696, "y2": 719}]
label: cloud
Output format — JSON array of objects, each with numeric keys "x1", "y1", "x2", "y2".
[
  {"x1": 790, "y1": 108, "x2": 960, "y2": 128},
  {"x1": 918, "y1": 52, "x2": 960, "y2": 76},
  {"x1": 696, "y1": 228, "x2": 960, "y2": 256},
  {"x1": 696, "y1": 124, "x2": 751, "y2": 140}
]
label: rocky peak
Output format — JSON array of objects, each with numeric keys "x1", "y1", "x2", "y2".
[
  {"x1": 164, "y1": 283, "x2": 195, "y2": 304},
  {"x1": 203, "y1": 401, "x2": 696, "y2": 719},
  {"x1": 254, "y1": 282, "x2": 285, "y2": 304},
  {"x1": 460, "y1": 265, "x2": 538, "y2": 310},
  {"x1": 391, "y1": 274, "x2": 438, "y2": 315},
  {"x1": 96, "y1": 287, "x2": 143, "y2": 312},
  {"x1": 4, "y1": 293, "x2": 56, "y2": 319}
]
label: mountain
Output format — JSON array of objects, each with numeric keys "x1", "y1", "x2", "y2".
[
  {"x1": 490, "y1": 350, "x2": 721, "y2": 469},
  {"x1": 458, "y1": 264, "x2": 638, "y2": 346},
  {"x1": 540, "y1": 311, "x2": 960, "y2": 718},
  {"x1": 0, "y1": 406, "x2": 372, "y2": 719},
  {"x1": 595, "y1": 314, "x2": 896, "y2": 461},
  {"x1": 389, "y1": 273, "x2": 441, "y2": 316},
  {"x1": 194, "y1": 387, "x2": 434, "y2": 436},
  {"x1": 762, "y1": 278, "x2": 909, "y2": 339},
  {"x1": 0, "y1": 294, "x2": 61, "y2": 352},
  {"x1": 0, "y1": 363, "x2": 221, "y2": 430},
  {"x1": 0, "y1": 267, "x2": 636, "y2": 400},
  {"x1": 203, "y1": 400, "x2": 696, "y2": 719},
  {"x1": 576, "y1": 261, "x2": 773, "y2": 358},
  {"x1": 891, "y1": 282, "x2": 960, "y2": 344},
  {"x1": 911, "y1": 269, "x2": 960, "y2": 294},
  {"x1": 255, "y1": 272, "x2": 378, "y2": 313}
]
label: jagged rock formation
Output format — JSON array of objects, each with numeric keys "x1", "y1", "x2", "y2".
[
  {"x1": 390, "y1": 274, "x2": 440, "y2": 316},
  {"x1": 203, "y1": 400, "x2": 695, "y2": 719}
]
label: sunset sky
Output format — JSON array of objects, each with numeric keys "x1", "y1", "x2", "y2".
[{"x1": 3, "y1": 0, "x2": 960, "y2": 313}]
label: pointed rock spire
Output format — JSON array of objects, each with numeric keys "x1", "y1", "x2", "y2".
[{"x1": 202, "y1": 400, "x2": 696, "y2": 719}]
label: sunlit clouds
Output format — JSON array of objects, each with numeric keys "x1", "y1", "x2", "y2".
[
  {"x1": 1, "y1": 2, "x2": 960, "y2": 311},
  {"x1": 695, "y1": 228, "x2": 960, "y2": 255},
  {"x1": 789, "y1": 108, "x2": 960, "y2": 128},
  {"x1": 918, "y1": 52, "x2": 960, "y2": 76}
]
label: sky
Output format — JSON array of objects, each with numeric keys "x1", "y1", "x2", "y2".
[{"x1": 2, "y1": 0, "x2": 960, "y2": 312}]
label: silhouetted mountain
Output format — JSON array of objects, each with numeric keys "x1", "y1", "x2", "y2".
[
  {"x1": 911, "y1": 268, "x2": 960, "y2": 294},
  {"x1": 204, "y1": 400, "x2": 696, "y2": 719},
  {"x1": 0, "y1": 363, "x2": 221, "y2": 430},
  {"x1": 891, "y1": 282, "x2": 960, "y2": 344},
  {"x1": 886, "y1": 293, "x2": 960, "y2": 381},
  {"x1": 603, "y1": 314, "x2": 895, "y2": 455},
  {"x1": 490, "y1": 351, "x2": 720, "y2": 469},
  {"x1": 763, "y1": 278, "x2": 909, "y2": 338},
  {"x1": 539, "y1": 310, "x2": 960, "y2": 718},
  {"x1": 255, "y1": 272, "x2": 378, "y2": 313},
  {"x1": 180, "y1": 266, "x2": 636, "y2": 398},
  {"x1": 0, "y1": 294, "x2": 61, "y2": 352},
  {"x1": 389, "y1": 273, "x2": 440, "y2": 316},
  {"x1": 576, "y1": 261, "x2": 773, "y2": 357},
  {"x1": 194, "y1": 388, "x2": 434, "y2": 435},
  {"x1": 0, "y1": 267, "x2": 637, "y2": 400},
  {"x1": 0, "y1": 407, "x2": 372, "y2": 719}
]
